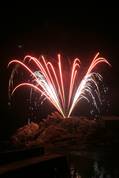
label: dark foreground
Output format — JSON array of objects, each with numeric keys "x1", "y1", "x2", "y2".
[
  {"x1": 0, "y1": 115, "x2": 119, "y2": 178},
  {"x1": 0, "y1": 147, "x2": 119, "y2": 178},
  {"x1": 0, "y1": 152, "x2": 70, "y2": 178}
]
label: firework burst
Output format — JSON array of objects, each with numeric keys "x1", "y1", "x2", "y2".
[{"x1": 8, "y1": 52, "x2": 111, "y2": 118}]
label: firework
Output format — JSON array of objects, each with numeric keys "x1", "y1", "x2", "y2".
[{"x1": 8, "y1": 52, "x2": 111, "y2": 118}]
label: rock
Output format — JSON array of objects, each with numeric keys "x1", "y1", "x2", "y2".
[
  {"x1": 11, "y1": 122, "x2": 39, "y2": 146},
  {"x1": 11, "y1": 112, "x2": 104, "y2": 151}
]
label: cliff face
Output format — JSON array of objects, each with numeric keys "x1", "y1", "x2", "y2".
[
  {"x1": 11, "y1": 112, "x2": 119, "y2": 153},
  {"x1": 11, "y1": 112, "x2": 101, "y2": 149}
]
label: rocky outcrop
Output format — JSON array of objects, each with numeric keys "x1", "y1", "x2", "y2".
[
  {"x1": 11, "y1": 112, "x2": 102, "y2": 152},
  {"x1": 11, "y1": 122, "x2": 39, "y2": 146}
]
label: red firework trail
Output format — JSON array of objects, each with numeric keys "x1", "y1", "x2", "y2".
[{"x1": 8, "y1": 52, "x2": 111, "y2": 118}]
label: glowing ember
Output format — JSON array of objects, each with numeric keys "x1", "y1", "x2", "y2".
[{"x1": 8, "y1": 52, "x2": 111, "y2": 118}]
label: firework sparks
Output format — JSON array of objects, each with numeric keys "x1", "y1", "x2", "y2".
[{"x1": 8, "y1": 52, "x2": 111, "y2": 118}]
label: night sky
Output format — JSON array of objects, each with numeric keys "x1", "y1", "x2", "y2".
[{"x1": 0, "y1": 6, "x2": 119, "y2": 139}]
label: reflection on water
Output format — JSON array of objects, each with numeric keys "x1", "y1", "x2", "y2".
[
  {"x1": 69, "y1": 151, "x2": 119, "y2": 178},
  {"x1": 70, "y1": 166, "x2": 81, "y2": 178}
]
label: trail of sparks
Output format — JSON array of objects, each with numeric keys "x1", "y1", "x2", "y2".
[{"x1": 8, "y1": 53, "x2": 111, "y2": 118}]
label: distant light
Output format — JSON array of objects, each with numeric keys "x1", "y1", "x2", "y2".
[
  {"x1": 18, "y1": 45, "x2": 22, "y2": 49},
  {"x1": 8, "y1": 102, "x2": 11, "y2": 106}
]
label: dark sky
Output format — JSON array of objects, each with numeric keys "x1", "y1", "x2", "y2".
[{"x1": 0, "y1": 6, "x2": 119, "y2": 139}]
